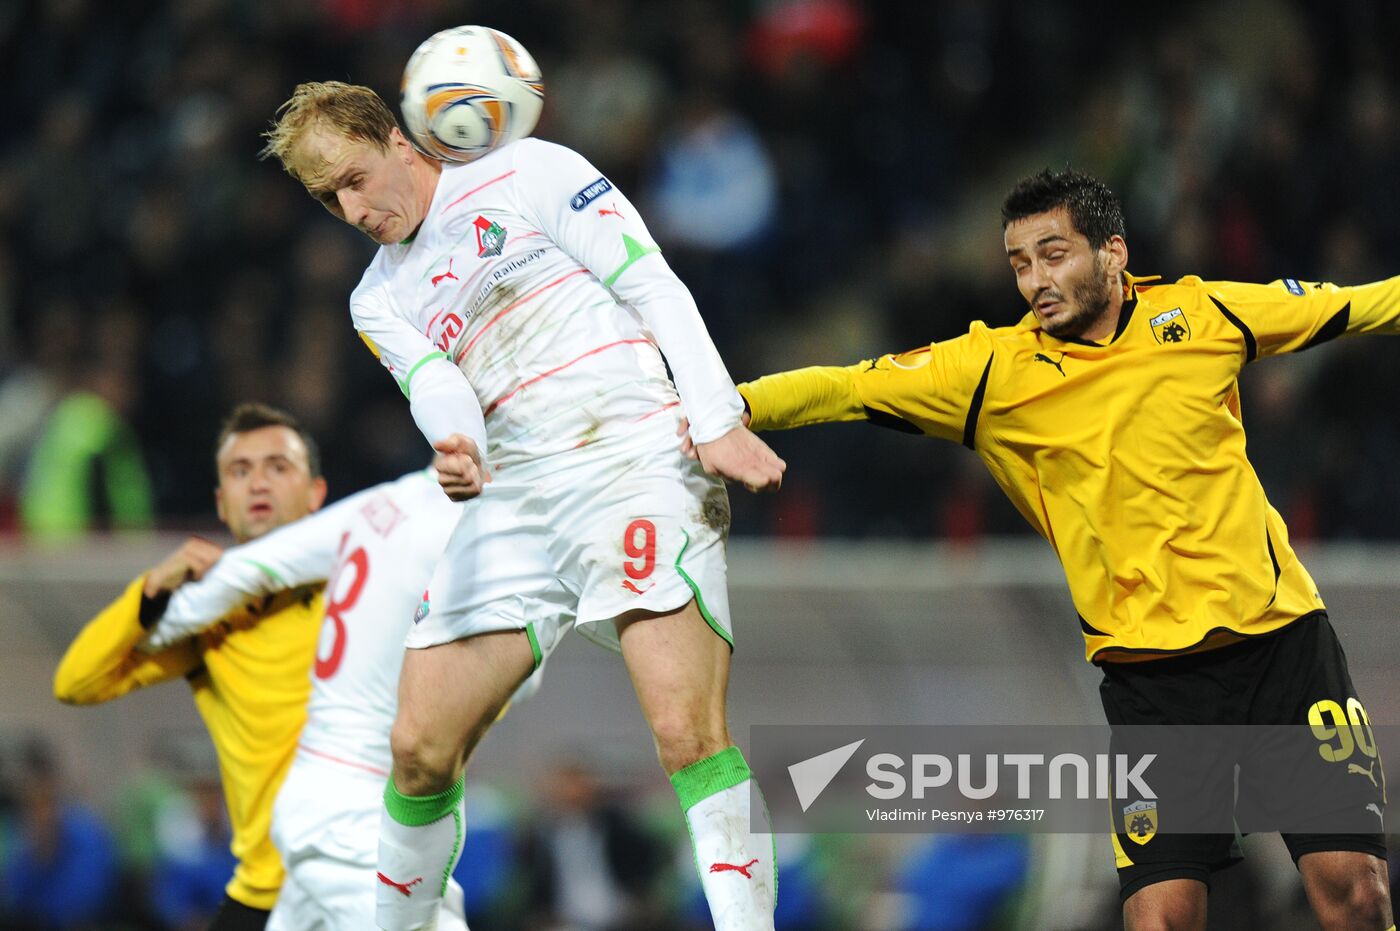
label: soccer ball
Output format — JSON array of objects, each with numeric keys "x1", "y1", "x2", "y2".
[{"x1": 400, "y1": 26, "x2": 544, "y2": 163}]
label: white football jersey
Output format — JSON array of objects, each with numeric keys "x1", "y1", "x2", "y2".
[
  {"x1": 350, "y1": 138, "x2": 744, "y2": 469},
  {"x1": 150, "y1": 470, "x2": 461, "y2": 774}
]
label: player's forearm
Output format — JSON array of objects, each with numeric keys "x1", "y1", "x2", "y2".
[
  {"x1": 619, "y1": 268, "x2": 743, "y2": 443},
  {"x1": 55, "y1": 578, "x2": 195, "y2": 703},
  {"x1": 737, "y1": 365, "x2": 869, "y2": 431},
  {"x1": 1344, "y1": 274, "x2": 1400, "y2": 336},
  {"x1": 149, "y1": 492, "x2": 362, "y2": 649},
  {"x1": 408, "y1": 359, "x2": 489, "y2": 451}
]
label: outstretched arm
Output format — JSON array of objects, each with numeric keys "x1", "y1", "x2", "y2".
[
  {"x1": 54, "y1": 575, "x2": 202, "y2": 705},
  {"x1": 1207, "y1": 275, "x2": 1400, "y2": 360},
  {"x1": 511, "y1": 139, "x2": 784, "y2": 491},
  {"x1": 140, "y1": 487, "x2": 382, "y2": 650},
  {"x1": 734, "y1": 325, "x2": 998, "y2": 446}
]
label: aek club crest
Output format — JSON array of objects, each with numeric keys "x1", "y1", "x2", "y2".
[
  {"x1": 1123, "y1": 799, "x2": 1158, "y2": 845},
  {"x1": 1149, "y1": 307, "x2": 1191, "y2": 344}
]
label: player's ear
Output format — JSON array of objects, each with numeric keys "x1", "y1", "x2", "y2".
[
  {"x1": 390, "y1": 126, "x2": 414, "y2": 162},
  {"x1": 215, "y1": 487, "x2": 227, "y2": 524},
  {"x1": 1103, "y1": 235, "x2": 1128, "y2": 279},
  {"x1": 307, "y1": 476, "x2": 328, "y2": 512}
]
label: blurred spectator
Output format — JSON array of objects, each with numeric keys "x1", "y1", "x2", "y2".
[
  {"x1": 452, "y1": 782, "x2": 522, "y2": 927},
  {"x1": 19, "y1": 305, "x2": 154, "y2": 540},
  {"x1": 148, "y1": 774, "x2": 237, "y2": 931},
  {"x1": 0, "y1": 739, "x2": 118, "y2": 930},
  {"x1": 645, "y1": 95, "x2": 777, "y2": 252},
  {"x1": 521, "y1": 760, "x2": 669, "y2": 931},
  {"x1": 895, "y1": 834, "x2": 1030, "y2": 931}
]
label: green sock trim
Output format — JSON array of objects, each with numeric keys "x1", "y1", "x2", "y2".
[
  {"x1": 383, "y1": 774, "x2": 465, "y2": 827},
  {"x1": 670, "y1": 746, "x2": 751, "y2": 812},
  {"x1": 441, "y1": 804, "x2": 463, "y2": 896}
]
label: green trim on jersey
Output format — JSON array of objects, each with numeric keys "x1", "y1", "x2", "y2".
[
  {"x1": 670, "y1": 746, "x2": 751, "y2": 811},
  {"x1": 675, "y1": 530, "x2": 733, "y2": 649},
  {"x1": 242, "y1": 559, "x2": 285, "y2": 587},
  {"x1": 603, "y1": 234, "x2": 662, "y2": 288},
  {"x1": 525, "y1": 622, "x2": 543, "y2": 670},
  {"x1": 400, "y1": 351, "x2": 450, "y2": 399},
  {"x1": 382, "y1": 774, "x2": 464, "y2": 827}
]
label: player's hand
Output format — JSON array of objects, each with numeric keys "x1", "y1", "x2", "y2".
[
  {"x1": 691, "y1": 424, "x2": 784, "y2": 493},
  {"x1": 143, "y1": 537, "x2": 224, "y2": 599},
  {"x1": 677, "y1": 412, "x2": 750, "y2": 461},
  {"x1": 433, "y1": 433, "x2": 493, "y2": 501}
]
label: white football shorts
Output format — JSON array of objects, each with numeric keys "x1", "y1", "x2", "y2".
[
  {"x1": 405, "y1": 440, "x2": 733, "y2": 658},
  {"x1": 267, "y1": 754, "x2": 467, "y2": 931}
]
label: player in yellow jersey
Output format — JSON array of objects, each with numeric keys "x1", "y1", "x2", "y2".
[
  {"x1": 727, "y1": 169, "x2": 1398, "y2": 930},
  {"x1": 54, "y1": 403, "x2": 328, "y2": 931}
]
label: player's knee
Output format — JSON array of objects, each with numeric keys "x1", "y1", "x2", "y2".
[
  {"x1": 1316, "y1": 870, "x2": 1390, "y2": 931},
  {"x1": 389, "y1": 719, "x2": 462, "y2": 795},
  {"x1": 651, "y1": 721, "x2": 730, "y2": 775}
]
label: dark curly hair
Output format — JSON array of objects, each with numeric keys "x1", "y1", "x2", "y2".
[{"x1": 1001, "y1": 168, "x2": 1125, "y2": 249}]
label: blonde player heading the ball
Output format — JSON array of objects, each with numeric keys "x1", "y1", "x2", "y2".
[{"x1": 262, "y1": 25, "x2": 785, "y2": 931}]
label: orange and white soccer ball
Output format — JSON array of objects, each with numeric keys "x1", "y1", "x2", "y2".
[{"x1": 400, "y1": 26, "x2": 544, "y2": 162}]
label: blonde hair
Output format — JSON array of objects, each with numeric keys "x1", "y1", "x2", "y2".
[{"x1": 260, "y1": 81, "x2": 399, "y2": 181}]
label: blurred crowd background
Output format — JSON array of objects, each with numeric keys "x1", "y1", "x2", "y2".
[
  {"x1": 2, "y1": 0, "x2": 1399, "y2": 542},
  {"x1": 4, "y1": 0, "x2": 1400, "y2": 927}
]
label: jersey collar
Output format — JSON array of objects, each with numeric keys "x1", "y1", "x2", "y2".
[{"x1": 1043, "y1": 272, "x2": 1159, "y2": 347}]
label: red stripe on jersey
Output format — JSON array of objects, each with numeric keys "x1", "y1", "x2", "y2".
[
  {"x1": 484, "y1": 339, "x2": 653, "y2": 417},
  {"x1": 632, "y1": 400, "x2": 680, "y2": 422},
  {"x1": 454, "y1": 268, "x2": 590, "y2": 363},
  {"x1": 298, "y1": 743, "x2": 391, "y2": 778},
  {"x1": 441, "y1": 170, "x2": 517, "y2": 214}
]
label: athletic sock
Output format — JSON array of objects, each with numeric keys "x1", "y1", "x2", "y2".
[
  {"x1": 671, "y1": 746, "x2": 777, "y2": 931},
  {"x1": 376, "y1": 774, "x2": 466, "y2": 931}
]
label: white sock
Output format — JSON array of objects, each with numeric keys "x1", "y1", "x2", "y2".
[
  {"x1": 376, "y1": 775, "x2": 466, "y2": 931},
  {"x1": 672, "y1": 747, "x2": 777, "y2": 931}
]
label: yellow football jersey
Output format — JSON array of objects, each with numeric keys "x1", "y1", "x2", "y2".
[
  {"x1": 740, "y1": 273, "x2": 1400, "y2": 662},
  {"x1": 55, "y1": 576, "x2": 322, "y2": 909}
]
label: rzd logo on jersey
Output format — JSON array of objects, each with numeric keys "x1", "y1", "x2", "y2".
[
  {"x1": 1122, "y1": 799, "x2": 1158, "y2": 845},
  {"x1": 474, "y1": 216, "x2": 507, "y2": 257},
  {"x1": 1150, "y1": 307, "x2": 1191, "y2": 344}
]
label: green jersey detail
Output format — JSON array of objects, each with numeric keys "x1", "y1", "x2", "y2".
[
  {"x1": 604, "y1": 234, "x2": 662, "y2": 287},
  {"x1": 400, "y1": 351, "x2": 450, "y2": 399},
  {"x1": 242, "y1": 560, "x2": 286, "y2": 587}
]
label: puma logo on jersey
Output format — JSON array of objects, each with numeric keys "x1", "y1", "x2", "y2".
[
  {"x1": 1348, "y1": 761, "x2": 1379, "y2": 788},
  {"x1": 431, "y1": 258, "x2": 459, "y2": 287},
  {"x1": 598, "y1": 202, "x2": 626, "y2": 220},
  {"x1": 709, "y1": 858, "x2": 759, "y2": 879},
  {"x1": 1033, "y1": 352, "x2": 1067, "y2": 377},
  {"x1": 1367, "y1": 803, "x2": 1384, "y2": 821},
  {"x1": 622, "y1": 579, "x2": 654, "y2": 595},
  {"x1": 377, "y1": 872, "x2": 423, "y2": 897}
]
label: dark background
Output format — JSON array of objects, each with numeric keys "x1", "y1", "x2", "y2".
[{"x1": 2, "y1": 0, "x2": 1398, "y2": 541}]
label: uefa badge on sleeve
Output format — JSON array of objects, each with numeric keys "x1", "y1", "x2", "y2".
[{"x1": 1149, "y1": 307, "x2": 1191, "y2": 344}]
